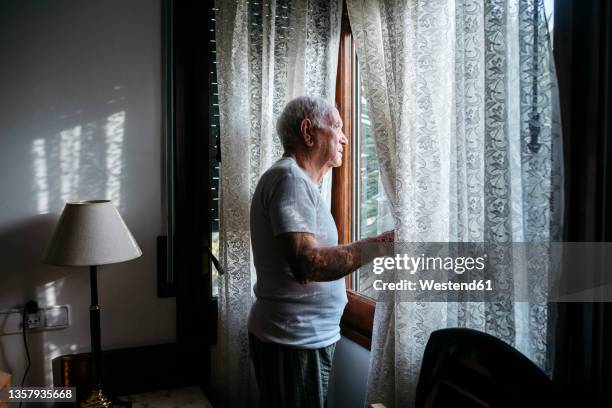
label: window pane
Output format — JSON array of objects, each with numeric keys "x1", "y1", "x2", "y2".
[{"x1": 357, "y1": 81, "x2": 393, "y2": 299}]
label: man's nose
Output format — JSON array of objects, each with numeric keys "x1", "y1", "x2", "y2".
[{"x1": 340, "y1": 132, "x2": 348, "y2": 144}]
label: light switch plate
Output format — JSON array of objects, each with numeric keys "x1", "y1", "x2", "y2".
[
  {"x1": 44, "y1": 305, "x2": 70, "y2": 329},
  {"x1": 0, "y1": 309, "x2": 23, "y2": 335}
]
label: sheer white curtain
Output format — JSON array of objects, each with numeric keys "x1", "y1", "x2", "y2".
[
  {"x1": 214, "y1": 1, "x2": 341, "y2": 406},
  {"x1": 346, "y1": 0, "x2": 562, "y2": 406}
]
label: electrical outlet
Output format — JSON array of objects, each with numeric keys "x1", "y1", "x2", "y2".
[
  {"x1": 0, "y1": 305, "x2": 69, "y2": 335},
  {"x1": 26, "y1": 312, "x2": 42, "y2": 329}
]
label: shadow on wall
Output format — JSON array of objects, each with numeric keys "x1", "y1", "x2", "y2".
[{"x1": 0, "y1": 104, "x2": 129, "y2": 385}]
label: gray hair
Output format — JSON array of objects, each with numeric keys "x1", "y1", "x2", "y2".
[{"x1": 276, "y1": 96, "x2": 336, "y2": 153}]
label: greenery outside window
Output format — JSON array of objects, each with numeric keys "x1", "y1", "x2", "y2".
[{"x1": 355, "y1": 71, "x2": 393, "y2": 299}]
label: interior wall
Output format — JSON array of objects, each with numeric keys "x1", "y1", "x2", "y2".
[
  {"x1": 0, "y1": 0, "x2": 175, "y2": 386},
  {"x1": 329, "y1": 336, "x2": 371, "y2": 408}
]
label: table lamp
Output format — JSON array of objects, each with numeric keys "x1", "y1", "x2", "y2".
[{"x1": 45, "y1": 200, "x2": 142, "y2": 408}]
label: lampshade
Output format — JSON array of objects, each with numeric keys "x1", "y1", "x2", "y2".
[{"x1": 45, "y1": 200, "x2": 142, "y2": 266}]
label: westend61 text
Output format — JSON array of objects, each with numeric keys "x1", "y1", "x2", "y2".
[{"x1": 373, "y1": 279, "x2": 493, "y2": 292}]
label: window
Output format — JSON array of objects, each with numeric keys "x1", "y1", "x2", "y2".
[
  {"x1": 334, "y1": 1, "x2": 557, "y2": 347},
  {"x1": 331, "y1": 8, "x2": 377, "y2": 349},
  {"x1": 354, "y1": 68, "x2": 394, "y2": 299},
  {"x1": 210, "y1": 4, "x2": 221, "y2": 297},
  {"x1": 332, "y1": 11, "x2": 393, "y2": 302},
  {"x1": 162, "y1": 0, "x2": 217, "y2": 353}
]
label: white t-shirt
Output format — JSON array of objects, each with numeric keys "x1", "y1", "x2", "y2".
[{"x1": 248, "y1": 157, "x2": 348, "y2": 349}]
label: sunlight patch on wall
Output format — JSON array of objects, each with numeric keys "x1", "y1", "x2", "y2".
[
  {"x1": 105, "y1": 111, "x2": 126, "y2": 208},
  {"x1": 32, "y1": 138, "x2": 49, "y2": 214},
  {"x1": 60, "y1": 126, "x2": 82, "y2": 203},
  {"x1": 42, "y1": 280, "x2": 59, "y2": 306},
  {"x1": 38, "y1": 277, "x2": 67, "y2": 385},
  {"x1": 44, "y1": 341, "x2": 81, "y2": 386},
  {"x1": 45, "y1": 342, "x2": 59, "y2": 385}
]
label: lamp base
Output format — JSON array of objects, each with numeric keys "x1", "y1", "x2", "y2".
[{"x1": 81, "y1": 388, "x2": 113, "y2": 408}]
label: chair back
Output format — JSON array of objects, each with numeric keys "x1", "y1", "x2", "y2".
[{"x1": 415, "y1": 328, "x2": 561, "y2": 408}]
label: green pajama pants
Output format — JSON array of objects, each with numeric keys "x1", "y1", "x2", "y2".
[{"x1": 249, "y1": 333, "x2": 336, "y2": 408}]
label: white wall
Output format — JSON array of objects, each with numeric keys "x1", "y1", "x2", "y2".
[
  {"x1": 329, "y1": 336, "x2": 371, "y2": 408},
  {"x1": 0, "y1": 0, "x2": 175, "y2": 386}
]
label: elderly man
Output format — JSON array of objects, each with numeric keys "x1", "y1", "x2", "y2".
[{"x1": 248, "y1": 96, "x2": 393, "y2": 407}]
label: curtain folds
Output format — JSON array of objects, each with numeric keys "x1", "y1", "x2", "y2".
[
  {"x1": 346, "y1": 0, "x2": 562, "y2": 406},
  {"x1": 214, "y1": 1, "x2": 342, "y2": 406}
]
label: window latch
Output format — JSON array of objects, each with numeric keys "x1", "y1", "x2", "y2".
[{"x1": 203, "y1": 245, "x2": 224, "y2": 275}]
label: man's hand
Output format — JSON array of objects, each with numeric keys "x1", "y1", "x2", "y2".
[
  {"x1": 378, "y1": 230, "x2": 394, "y2": 243},
  {"x1": 375, "y1": 230, "x2": 395, "y2": 257}
]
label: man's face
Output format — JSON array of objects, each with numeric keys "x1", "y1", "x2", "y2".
[{"x1": 313, "y1": 109, "x2": 347, "y2": 168}]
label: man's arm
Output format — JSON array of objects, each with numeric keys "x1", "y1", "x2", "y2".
[{"x1": 278, "y1": 230, "x2": 394, "y2": 283}]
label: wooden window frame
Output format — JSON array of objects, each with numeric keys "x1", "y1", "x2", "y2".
[{"x1": 332, "y1": 6, "x2": 375, "y2": 350}]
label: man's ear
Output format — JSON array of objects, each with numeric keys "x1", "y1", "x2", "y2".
[{"x1": 300, "y1": 118, "x2": 315, "y2": 147}]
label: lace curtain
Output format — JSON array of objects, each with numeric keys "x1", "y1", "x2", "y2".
[
  {"x1": 346, "y1": 0, "x2": 562, "y2": 406},
  {"x1": 214, "y1": 1, "x2": 341, "y2": 406}
]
